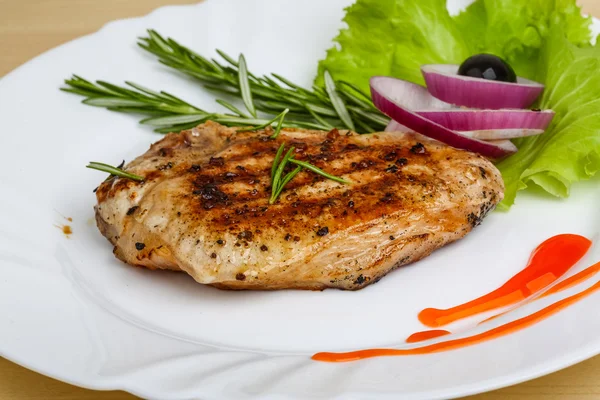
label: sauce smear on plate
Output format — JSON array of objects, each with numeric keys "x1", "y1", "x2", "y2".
[
  {"x1": 313, "y1": 270, "x2": 600, "y2": 362},
  {"x1": 313, "y1": 235, "x2": 598, "y2": 363},
  {"x1": 406, "y1": 330, "x2": 450, "y2": 343},
  {"x1": 418, "y1": 234, "x2": 591, "y2": 327}
]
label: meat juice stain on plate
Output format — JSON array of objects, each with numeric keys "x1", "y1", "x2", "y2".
[
  {"x1": 55, "y1": 224, "x2": 73, "y2": 237},
  {"x1": 312, "y1": 234, "x2": 599, "y2": 362},
  {"x1": 55, "y1": 216, "x2": 73, "y2": 237},
  {"x1": 418, "y1": 234, "x2": 592, "y2": 328}
]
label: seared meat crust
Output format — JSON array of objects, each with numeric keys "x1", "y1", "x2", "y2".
[{"x1": 95, "y1": 122, "x2": 503, "y2": 290}]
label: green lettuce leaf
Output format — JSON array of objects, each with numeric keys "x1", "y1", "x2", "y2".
[
  {"x1": 316, "y1": 0, "x2": 472, "y2": 89},
  {"x1": 455, "y1": 0, "x2": 593, "y2": 79},
  {"x1": 317, "y1": 0, "x2": 598, "y2": 209},
  {"x1": 496, "y1": 27, "x2": 600, "y2": 208},
  {"x1": 318, "y1": 0, "x2": 591, "y2": 90}
]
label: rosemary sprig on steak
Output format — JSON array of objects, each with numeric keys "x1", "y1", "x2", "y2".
[
  {"x1": 270, "y1": 143, "x2": 350, "y2": 204},
  {"x1": 87, "y1": 162, "x2": 144, "y2": 182}
]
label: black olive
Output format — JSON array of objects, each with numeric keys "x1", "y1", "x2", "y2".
[{"x1": 458, "y1": 54, "x2": 517, "y2": 83}]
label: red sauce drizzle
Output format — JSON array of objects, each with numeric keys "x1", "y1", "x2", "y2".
[
  {"x1": 312, "y1": 235, "x2": 598, "y2": 363},
  {"x1": 406, "y1": 330, "x2": 450, "y2": 343},
  {"x1": 313, "y1": 263, "x2": 600, "y2": 363},
  {"x1": 418, "y1": 234, "x2": 591, "y2": 328}
]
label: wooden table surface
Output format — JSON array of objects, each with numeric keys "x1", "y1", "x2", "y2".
[{"x1": 1, "y1": 0, "x2": 599, "y2": 399}]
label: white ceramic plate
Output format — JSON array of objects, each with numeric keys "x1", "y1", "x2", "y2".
[{"x1": 1, "y1": 1, "x2": 599, "y2": 399}]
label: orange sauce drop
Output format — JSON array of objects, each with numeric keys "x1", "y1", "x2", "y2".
[
  {"x1": 406, "y1": 330, "x2": 450, "y2": 343},
  {"x1": 312, "y1": 273, "x2": 600, "y2": 363},
  {"x1": 418, "y1": 234, "x2": 591, "y2": 328}
]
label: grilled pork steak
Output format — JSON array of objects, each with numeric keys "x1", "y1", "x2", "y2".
[{"x1": 95, "y1": 121, "x2": 504, "y2": 290}]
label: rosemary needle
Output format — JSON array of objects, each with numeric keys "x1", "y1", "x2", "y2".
[
  {"x1": 238, "y1": 54, "x2": 257, "y2": 117},
  {"x1": 270, "y1": 146, "x2": 297, "y2": 204},
  {"x1": 87, "y1": 162, "x2": 144, "y2": 182},
  {"x1": 271, "y1": 142, "x2": 286, "y2": 181},
  {"x1": 289, "y1": 159, "x2": 351, "y2": 184},
  {"x1": 237, "y1": 108, "x2": 289, "y2": 139},
  {"x1": 324, "y1": 70, "x2": 355, "y2": 131}
]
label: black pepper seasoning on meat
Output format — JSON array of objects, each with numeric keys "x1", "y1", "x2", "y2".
[
  {"x1": 158, "y1": 162, "x2": 173, "y2": 171},
  {"x1": 260, "y1": 245, "x2": 269, "y2": 252},
  {"x1": 135, "y1": 242, "x2": 146, "y2": 251},
  {"x1": 410, "y1": 143, "x2": 426, "y2": 154},
  {"x1": 383, "y1": 151, "x2": 397, "y2": 161},
  {"x1": 237, "y1": 230, "x2": 254, "y2": 241},
  {"x1": 126, "y1": 206, "x2": 139, "y2": 216},
  {"x1": 224, "y1": 172, "x2": 238, "y2": 180},
  {"x1": 316, "y1": 227, "x2": 329, "y2": 237},
  {"x1": 479, "y1": 167, "x2": 487, "y2": 179},
  {"x1": 209, "y1": 157, "x2": 225, "y2": 166},
  {"x1": 380, "y1": 193, "x2": 394, "y2": 202}
]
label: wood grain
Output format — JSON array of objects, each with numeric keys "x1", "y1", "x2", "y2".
[{"x1": 0, "y1": 0, "x2": 598, "y2": 399}]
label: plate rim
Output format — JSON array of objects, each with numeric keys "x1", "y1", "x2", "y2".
[{"x1": 1, "y1": 1, "x2": 599, "y2": 399}]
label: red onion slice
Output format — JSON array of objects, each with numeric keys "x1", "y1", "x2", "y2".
[
  {"x1": 421, "y1": 64, "x2": 544, "y2": 109},
  {"x1": 483, "y1": 140, "x2": 518, "y2": 154},
  {"x1": 372, "y1": 76, "x2": 554, "y2": 131},
  {"x1": 371, "y1": 76, "x2": 517, "y2": 159},
  {"x1": 457, "y1": 129, "x2": 544, "y2": 140},
  {"x1": 385, "y1": 120, "x2": 544, "y2": 140},
  {"x1": 417, "y1": 109, "x2": 554, "y2": 131}
]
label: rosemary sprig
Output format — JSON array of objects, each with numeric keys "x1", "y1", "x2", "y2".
[
  {"x1": 64, "y1": 31, "x2": 388, "y2": 134},
  {"x1": 63, "y1": 76, "x2": 331, "y2": 134},
  {"x1": 87, "y1": 162, "x2": 144, "y2": 182},
  {"x1": 269, "y1": 143, "x2": 349, "y2": 204},
  {"x1": 137, "y1": 30, "x2": 388, "y2": 133}
]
